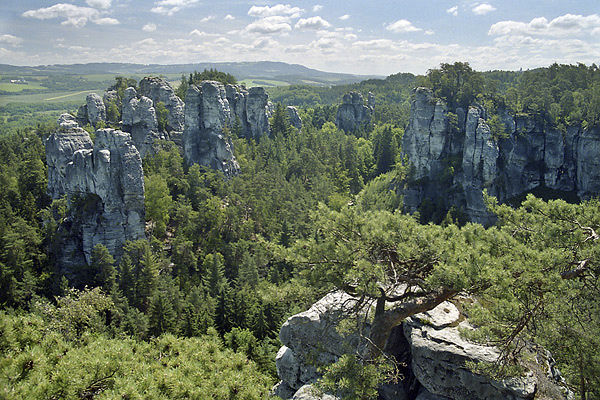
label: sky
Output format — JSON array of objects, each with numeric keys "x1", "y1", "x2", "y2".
[{"x1": 1, "y1": 0, "x2": 599, "y2": 76}]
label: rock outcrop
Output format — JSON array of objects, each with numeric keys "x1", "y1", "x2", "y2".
[
  {"x1": 76, "y1": 93, "x2": 107, "y2": 128},
  {"x1": 183, "y1": 81, "x2": 241, "y2": 177},
  {"x1": 138, "y1": 77, "x2": 185, "y2": 137},
  {"x1": 335, "y1": 91, "x2": 373, "y2": 133},
  {"x1": 225, "y1": 84, "x2": 271, "y2": 139},
  {"x1": 287, "y1": 106, "x2": 303, "y2": 131},
  {"x1": 274, "y1": 292, "x2": 573, "y2": 400},
  {"x1": 121, "y1": 87, "x2": 164, "y2": 158},
  {"x1": 401, "y1": 87, "x2": 600, "y2": 224},
  {"x1": 46, "y1": 114, "x2": 145, "y2": 269}
]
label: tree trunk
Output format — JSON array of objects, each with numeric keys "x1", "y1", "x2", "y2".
[{"x1": 367, "y1": 286, "x2": 458, "y2": 359}]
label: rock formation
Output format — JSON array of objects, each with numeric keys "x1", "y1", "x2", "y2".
[
  {"x1": 76, "y1": 93, "x2": 107, "y2": 127},
  {"x1": 274, "y1": 292, "x2": 573, "y2": 400},
  {"x1": 183, "y1": 81, "x2": 241, "y2": 177},
  {"x1": 401, "y1": 87, "x2": 600, "y2": 224},
  {"x1": 287, "y1": 106, "x2": 303, "y2": 131},
  {"x1": 138, "y1": 76, "x2": 185, "y2": 137},
  {"x1": 121, "y1": 87, "x2": 164, "y2": 158},
  {"x1": 335, "y1": 91, "x2": 373, "y2": 133},
  {"x1": 225, "y1": 84, "x2": 271, "y2": 139},
  {"x1": 46, "y1": 114, "x2": 145, "y2": 269}
]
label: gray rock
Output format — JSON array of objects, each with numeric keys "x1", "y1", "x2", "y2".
[
  {"x1": 183, "y1": 81, "x2": 240, "y2": 177},
  {"x1": 292, "y1": 384, "x2": 339, "y2": 400},
  {"x1": 46, "y1": 117, "x2": 145, "y2": 268},
  {"x1": 272, "y1": 381, "x2": 297, "y2": 399},
  {"x1": 415, "y1": 387, "x2": 452, "y2": 400},
  {"x1": 405, "y1": 319, "x2": 538, "y2": 400},
  {"x1": 413, "y1": 301, "x2": 460, "y2": 329},
  {"x1": 138, "y1": 76, "x2": 185, "y2": 134},
  {"x1": 335, "y1": 91, "x2": 373, "y2": 133},
  {"x1": 121, "y1": 87, "x2": 162, "y2": 158},
  {"x1": 86, "y1": 93, "x2": 106, "y2": 126},
  {"x1": 287, "y1": 106, "x2": 302, "y2": 131},
  {"x1": 245, "y1": 86, "x2": 271, "y2": 139},
  {"x1": 400, "y1": 88, "x2": 600, "y2": 223},
  {"x1": 46, "y1": 114, "x2": 94, "y2": 199},
  {"x1": 277, "y1": 292, "x2": 371, "y2": 395},
  {"x1": 401, "y1": 88, "x2": 445, "y2": 180},
  {"x1": 577, "y1": 128, "x2": 600, "y2": 198}
]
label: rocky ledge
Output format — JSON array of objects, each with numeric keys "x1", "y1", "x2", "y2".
[{"x1": 273, "y1": 292, "x2": 573, "y2": 400}]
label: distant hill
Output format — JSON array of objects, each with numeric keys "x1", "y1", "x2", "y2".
[{"x1": 0, "y1": 61, "x2": 381, "y2": 86}]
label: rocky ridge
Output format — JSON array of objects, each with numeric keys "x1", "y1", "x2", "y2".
[
  {"x1": 274, "y1": 292, "x2": 573, "y2": 400},
  {"x1": 401, "y1": 87, "x2": 600, "y2": 223},
  {"x1": 45, "y1": 114, "x2": 145, "y2": 268},
  {"x1": 182, "y1": 81, "x2": 272, "y2": 176}
]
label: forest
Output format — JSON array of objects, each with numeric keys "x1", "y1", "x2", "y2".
[{"x1": 1, "y1": 62, "x2": 600, "y2": 399}]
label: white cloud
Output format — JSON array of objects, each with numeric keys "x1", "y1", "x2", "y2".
[
  {"x1": 248, "y1": 4, "x2": 304, "y2": 18},
  {"x1": 489, "y1": 14, "x2": 600, "y2": 37},
  {"x1": 246, "y1": 16, "x2": 292, "y2": 34},
  {"x1": 472, "y1": 4, "x2": 496, "y2": 15},
  {"x1": 200, "y1": 16, "x2": 216, "y2": 22},
  {"x1": 189, "y1": 29, "x2": 220, "y2": 37},
  {"x1": 225, "y1": 14, "x2": 235, "y2": 20},
  {"x1": 295, "y1": 16, "x2": 331, "y2": 30},
  {"x1": 425, "y1": 30, "x2": 435, "y2": 35},
  {"x1": 339, "y1": 14, "x2": 350, "y2": 21},
  {"x1": 313, "y1": 5, "x2": 323, "y2": 12},
  {"x1": 386, "y1": 19, "x2": 422, "y2": 33},
  {"x1": 143, "y1": 23, "x2": 157, "y2": 32},
  {"x1": 0, "y1": 34, "x2": 24, "y2": 47},
  {"x1": 86, "y1": 0, "x2": 112, "y2": 9},
  {"x1": 22, "y1": 4, "x2": 119, "y2": 27},
  {"x1": 151, "y1": 0, "x2": 199, "y2": 16},
  {"x1": 446, "y1": 6, "x2": 458, "y2": 16},
  {"x1": 94, "y1": 17, "x2": 120, "y2": 25}
]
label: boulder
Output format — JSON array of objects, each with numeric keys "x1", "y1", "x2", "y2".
[
  {"x1": 46, "y1": 116, "x2": 145, "y2": 269},
  {"x1": 182, "y1": 81, "x2": 240, "y2": 177}
]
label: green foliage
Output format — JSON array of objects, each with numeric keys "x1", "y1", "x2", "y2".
[
  {"x1": 270, "y1": 102, "x2": 293, "y2": 137},
  {"x1": 0, "y1": 310, "x2": 272, "y2": 399},
  {"x1": 188, "y1": 68, "x2": 238, "y2": 86},
  {"x1": 318, "y1": 354, "x2": 396, "y2": 400},
  {"x1": 144, "y1": 174, "x2": 173, "y2": 237},
  {"x1": 154, "y1": 101, "x2": 168, "y2": 132},
  {"x1": 420, "y1": 62, "x2": 483, "y2": 109}
]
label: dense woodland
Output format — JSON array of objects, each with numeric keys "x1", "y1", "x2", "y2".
[{"x1": 1, "y1": 62, "x2": 600, "y2": 399}]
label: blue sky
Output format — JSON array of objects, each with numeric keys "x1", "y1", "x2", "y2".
[{"x1": 1, "y1": 0, "x2": 599, "y2": 75}]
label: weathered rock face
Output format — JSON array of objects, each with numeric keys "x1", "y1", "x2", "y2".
[
  {"x1": 274, "y1": 293, "x2": 572, "y2": 400},
  {"x1": 183, "y1": 81, "x2": 240, "y2": 177},
  {"x1": 335, "y1": 91, "x2": 373, "y2": 133},
  {"x1": 225, "y1": 84, "x2": 270, "y2": 139},
  {"x1": 76, "y1": 93, "x2": 107, "y2": 127},
  {"x1": 287, "y1": 106, "x2": 303, "y2": 131},
  {"x1": 46, "y1": 114, "x2": 145, "y2": 268},
  {"x1": 138, "y1": 76, "x2": 185, "y2": 136},
  {"x1": 121, "y1": 87, "x2": 164, "y2": 158},
  {"x1": 401, "y1": 87, "x2": 600, "y2": 224}
]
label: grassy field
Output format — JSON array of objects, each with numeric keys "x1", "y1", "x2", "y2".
[
  {"x1": 239, "y1": 79, "x2": 290, "y2": 88},
  {"x1": 0, "y1": 89, "x2": 105, "y2": 106},
  {"x1": 0, "y1": 82, "x2": 47, "y2": 93}
]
